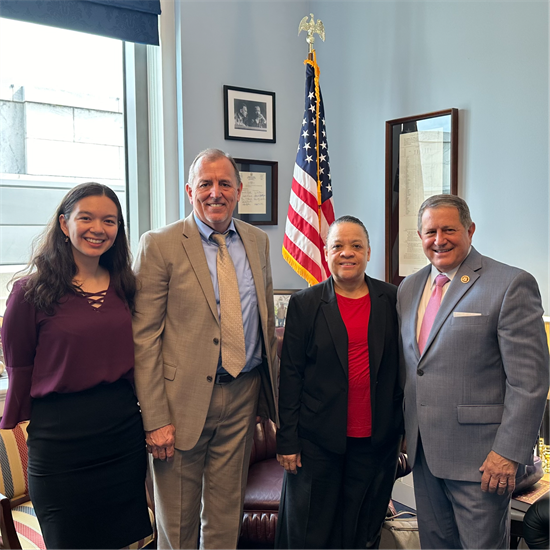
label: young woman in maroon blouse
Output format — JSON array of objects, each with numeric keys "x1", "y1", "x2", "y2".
[
  {"x1": 276, "y1": 216, "x2": 403, "y2": 549},
  {"x1": 0, "y1": 183, "x2": 152, "y2": 549}
]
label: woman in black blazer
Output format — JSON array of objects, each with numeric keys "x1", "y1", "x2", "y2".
[{"x1": 275, "y1": 216, "x2": 403, "y2": 549}]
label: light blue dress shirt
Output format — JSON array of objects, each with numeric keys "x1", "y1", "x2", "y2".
[{"x1": 194, "y1": 215, "x2": 262, "y2": 374}]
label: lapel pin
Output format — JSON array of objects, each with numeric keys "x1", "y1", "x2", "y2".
[{"x1": 461, "y1": 275, "x2": 470, "y2": 283}]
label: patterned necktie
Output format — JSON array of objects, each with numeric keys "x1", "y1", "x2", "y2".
[
  {"x1": 418, "y1": 273, "x2": 450, "y2": 354},
  {"x1": 211, "y1": 232, "x2": 246, "y2": 378}
]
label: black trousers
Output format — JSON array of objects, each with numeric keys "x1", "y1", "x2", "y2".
[{"x1": 275, "y1": 435, "x2": 401, "y2": 549}]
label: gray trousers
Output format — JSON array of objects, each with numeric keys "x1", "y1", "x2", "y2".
[{"x1": 413, "y1": 438, "x2": 511, "y2": 549}]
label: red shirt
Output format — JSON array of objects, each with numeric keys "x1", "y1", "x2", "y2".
[{"x1": 336, "y1": 292, "x2": 372, "y2": 438}]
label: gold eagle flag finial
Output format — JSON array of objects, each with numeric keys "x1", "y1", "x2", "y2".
[{"x1": 298, "y1": 13, "x2": 325, "y2": 53}]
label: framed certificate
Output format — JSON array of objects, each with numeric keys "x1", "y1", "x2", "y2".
[
  {"x1": 233, "y1": 158, "x2": 278, "y2": 225},
  {"x1": 385, "y1": 109, "x2": 459, "y2": 285}
]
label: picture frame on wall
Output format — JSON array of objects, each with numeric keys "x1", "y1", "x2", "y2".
[
  {"x1": 385, "y1": 108, "x2": 459, "y2": 286},
  {"x1": 273, "y1": 290, "x2": 298, "y2": 328},
  {"x1": 233, "y1": 158, "x2": 278, "y2": 225},
  {"x1": 224, "y1": 85, "x2": 276, "y2": 143}
]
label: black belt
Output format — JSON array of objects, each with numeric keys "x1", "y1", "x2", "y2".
[{"x1": 214, "y1": 371, "x2": 247, "y2": 385}]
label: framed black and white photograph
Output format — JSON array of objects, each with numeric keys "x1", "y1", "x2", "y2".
[
  {"x1": 224, "y1": 85, "x2": 276, "y2": 143},
  {"x1": 233, "y1": 158, "x2": 278, "y2": 225}
]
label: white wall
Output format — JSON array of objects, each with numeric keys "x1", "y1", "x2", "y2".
[
  {"x1": 178, "y1": 0, "x2": 311, "y2": 291},
  {"x1": 176, "y1": 0, "x2": 549, "y2": 311},
  {"x1": 316, "y1": 0, "x2": 549, "y2": 311}
]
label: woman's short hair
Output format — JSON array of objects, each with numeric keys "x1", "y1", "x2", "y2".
[{"x1": 327, "y1": 215, "x2": 370, "y2": 246}]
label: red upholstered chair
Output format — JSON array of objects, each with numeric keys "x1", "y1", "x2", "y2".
[
  {"x1": 240, "y1": 418, "x2": 281, "y2": 547},
  {"x1": 240, "y1": 327, "x2": 285, "y2": 547},
  {"x1": 274, "y1": 326, "x2": 284, "y2": 360},
  {"x1": 0, "y1": 421, "x2": 156, "y2": 550}
]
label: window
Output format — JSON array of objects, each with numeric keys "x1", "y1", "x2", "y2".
[{"x1": 0, "y1": 18, "x2": 128, "y2": 314}]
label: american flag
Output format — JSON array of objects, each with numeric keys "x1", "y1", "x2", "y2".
[{"x1": 282, "y1": 55, "x2": 335, "y2": 286}]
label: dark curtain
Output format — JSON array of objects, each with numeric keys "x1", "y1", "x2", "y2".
[{"x1": 0, "y1": 0, "x2": 161, "y2": 45}]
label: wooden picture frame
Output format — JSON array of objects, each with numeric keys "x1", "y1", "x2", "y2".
[
  {"x1": 233, "y1": 158, "x2": 278, "y2": 225},
  {"x1": 224, "y1": 85, "x2": 276, "y2": 143},
  {"x1": 385, "y1": 108, "x2": 459, "y2": 285}
]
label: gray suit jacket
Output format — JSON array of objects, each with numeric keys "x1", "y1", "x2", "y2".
[
  {"x1": 132, "y1": 214, "x2": 278, "y2": 451},
  {"x1": 397, "y1": 247, "x2": 548, "y2": 482}
]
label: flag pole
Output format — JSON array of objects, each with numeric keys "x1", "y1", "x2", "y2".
[
  {"x1": 299, "y1": 15, "x2": 326, "y2": 236},
  {"x1": 282, "y1": 15, "x2": 334, "y2": 286}
]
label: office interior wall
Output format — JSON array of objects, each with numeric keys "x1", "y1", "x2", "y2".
[
  {"x1": 315, "y1": 0, "x2": 548, "y2": 311},
  {"x1": 176, "y1": 1, "x2": 549, "y2": 311},
  {"x1": 178, "y1": 0, "x2": 311, "y2": 291}
]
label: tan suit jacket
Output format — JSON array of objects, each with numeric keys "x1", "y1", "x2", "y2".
[{"x1": 132, "y1": 214, "x2": 278, "y2": 451}]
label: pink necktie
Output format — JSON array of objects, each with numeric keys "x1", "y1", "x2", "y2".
[{"x1": 418, "y1": 274, "x2": 450, "y2": 354}]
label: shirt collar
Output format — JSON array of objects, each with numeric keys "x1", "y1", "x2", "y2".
[{"x1": 194, "y1": 214, "x2": 236, "y2": 242}]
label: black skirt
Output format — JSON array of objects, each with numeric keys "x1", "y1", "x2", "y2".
[{"x1": 27, "y1": 379, "x2": 152, "y2": 549}]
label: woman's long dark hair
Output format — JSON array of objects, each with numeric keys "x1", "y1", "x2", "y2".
[{"x1": 18, "y1": 182, "x2": 136, "y2": 314}]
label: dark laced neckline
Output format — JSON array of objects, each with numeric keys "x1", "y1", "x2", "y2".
[{"x1": 74, "y1": 286, "x2": 108, "y2": 309}]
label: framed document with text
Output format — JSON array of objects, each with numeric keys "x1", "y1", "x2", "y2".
[
  {"x1": 233, "y1": 158, "x2": 278, "y2": 225},
  {"x1": 385, "y1": 109, "x2": 458, "y2": 285}
]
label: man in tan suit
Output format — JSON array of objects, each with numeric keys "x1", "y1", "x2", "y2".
[{"x1": 133, "y1": 149, "x2": 278, "y2": 549}]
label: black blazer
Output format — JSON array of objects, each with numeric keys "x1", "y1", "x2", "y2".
[{"x1": 276, "y1": 276, "x2": 403, "y2": 455}]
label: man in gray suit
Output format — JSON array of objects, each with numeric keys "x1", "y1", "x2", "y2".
[
  {"x1": 133, "y1": 149, "x2": 278, "y2": 549},
  {"x1": 397, "y1": 194, "x2": 548, "y2": 549}
]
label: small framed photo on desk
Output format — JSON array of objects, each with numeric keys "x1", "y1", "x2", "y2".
[{"x1": 273, "y1": 290, "x2": 298, "y2": 328}]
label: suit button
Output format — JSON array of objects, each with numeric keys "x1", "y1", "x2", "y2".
[
  {"x1": 213, "y1": 338, "x2": 219, "y2": 345},
  {"x1": 417, "y1": 369, "x2": 424, "y2": 376},
  {"x1": 207, "y1": 376, "x2": 213, "y2": 383}
]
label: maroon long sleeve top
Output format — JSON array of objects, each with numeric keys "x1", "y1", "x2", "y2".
[{"x1": 0, "y1": 279, "x2": 135, "y2": 429}]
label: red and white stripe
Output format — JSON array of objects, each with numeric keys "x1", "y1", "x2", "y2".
[{"x1": 283, "y1": 164, "x2": 335, "y2": 286}]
